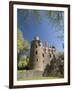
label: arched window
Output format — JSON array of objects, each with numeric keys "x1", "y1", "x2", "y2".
[
  {"x1": 37, "y1": 59, "x2": 38, "y2": 61},
  {"x1": 42, "y1": 53, "x2": 44, "y2": 57},
  {"x1": 36, "y1": 50, "x2": 38, "y2": 54}
]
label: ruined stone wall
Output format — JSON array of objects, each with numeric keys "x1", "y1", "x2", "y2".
[
  {"x1": 17, "y1": 70, "x2": 43, "y2": 80},
  {"x1": 43, "y1": 47, "x2": 50, "y2": 70},
  {"x1": 29, "y1": 40, "x2": 44, "y2": 71},
  {"x1": 28, "y1": 37, "x2": 56, "y2": 72}
]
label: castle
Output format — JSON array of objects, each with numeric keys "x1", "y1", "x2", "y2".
[{"x1": 28, "y1": 36, "x2": 56, "y2": 71}]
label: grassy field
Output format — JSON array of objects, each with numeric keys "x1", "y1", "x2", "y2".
[{"x1": 17, "y1": 76, "x2": 61, "y2": 81}]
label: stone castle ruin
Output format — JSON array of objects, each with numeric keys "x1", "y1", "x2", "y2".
[
  {"x1": 17, "y1": 36, "x2": 59, "y2": 80},
  {"x1": 28, "y1": 36, "x2": 56, "y2": 72}
]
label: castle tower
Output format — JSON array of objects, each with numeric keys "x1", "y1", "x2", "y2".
[{"x1": 29, "y1": 37, "x2": 44, "y2": 71}]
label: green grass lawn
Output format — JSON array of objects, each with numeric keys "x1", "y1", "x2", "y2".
[{"x1": 17, "y1": 76, "x2": 61, "y2": 81}]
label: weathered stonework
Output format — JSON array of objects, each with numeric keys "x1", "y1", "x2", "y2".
[{"x1": 28, "y1": 36, "x2": 56, "y2": 72}]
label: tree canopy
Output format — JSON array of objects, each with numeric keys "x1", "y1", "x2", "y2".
[
  {"x1": 17, "y1": 29, "x2": 30, "y2": 68},
  {"x1": 17, "y1": 29, "x2": 24, "y2": 53},
  {"x1": 17, "y1": 29, "x2": 30, "y2": 54}
]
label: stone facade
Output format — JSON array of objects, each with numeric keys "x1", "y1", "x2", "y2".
[{"x1": 28, "y1": 36, "x2": 56, "y2": 71}]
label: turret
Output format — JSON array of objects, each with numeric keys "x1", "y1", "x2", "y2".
[{"x1": 28, "y1": 37, "x2": 44, "y2": 71}]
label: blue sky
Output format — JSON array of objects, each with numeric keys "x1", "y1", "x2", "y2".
[{"x1": 17, "y1": 9, "x2": 64, "y2": 52}]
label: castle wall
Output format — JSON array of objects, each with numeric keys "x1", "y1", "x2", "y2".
[
  {"x1": 29, "y1": 40, "x2": 44, "y2": 71},
  {"x1": 28, "y1": 37, "x2": 56, "y2": 72},
  {"x1": 17, "y1": 70, "x2": 43, "y2": 80},
  {"x1": 43, "y1": 47, "x2": 50, "y2": 70}
]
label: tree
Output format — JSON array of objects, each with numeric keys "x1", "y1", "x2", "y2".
[
  {"x1": 17, "y1": 29, "x2": 30, "y2": 68},
  {"x1": 24, "y1": 40, "x2": 30, "y2": 51},
  {"x1": 17, "y1": 29, "x2": 24, "y2": 65},
  {"x1": 43, "y1": 52, "x2": 64, "y2": 77},
  {"x1": 46, "y1": 11, "x2": 64, "y2": 40},
  {"x1": 56, "y1": 52, "x2": 64, "y2": 77},
  {"x1": 17, "y1": 29, "x2": 24, "y2": 54},
  {"x1": 17, "y1": 29, "x2": 30, "y2": 53}
]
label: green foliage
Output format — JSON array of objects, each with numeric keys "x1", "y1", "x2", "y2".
[
  {"x1": 46, "y1": 11, "x2": 64, "y2": 24},
  {"x1": 33, "y1": 10, "x2": 41, "y2": 23},
  {"x1": 43, "y1": 52, "x2": 64, "y2": 78},
  {"x1": 57, "y1": 52, "x2": 64, "y2": 60},
  {"x1": 20, "y1": 10, "x2": 63, "y2": 27},
  {"x1": 17, "y1": 29, "x2": 24, "y2": 53},
  {"x1": 18, "y1": 57, "x2": 29, "y2": 68},
  {"x1": 17, "y1": 29, "x2": 30, "y2": 68},
  {"x1": 17, "y1": 29, "x2": 30, "y2": 53},
  {"x1": 46, "y1": 11, "x2": 64, "y2": 40},
  {"x1": 24, "y1": 40, "x2": 30, "y2": 51},
  {"x1": 56, "y1": 52, "x2": 64, "y2": 77}
]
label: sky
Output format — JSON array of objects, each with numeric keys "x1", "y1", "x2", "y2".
[{"x1": 17, "y1": 9, "x2": 64, "y2": 52}]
